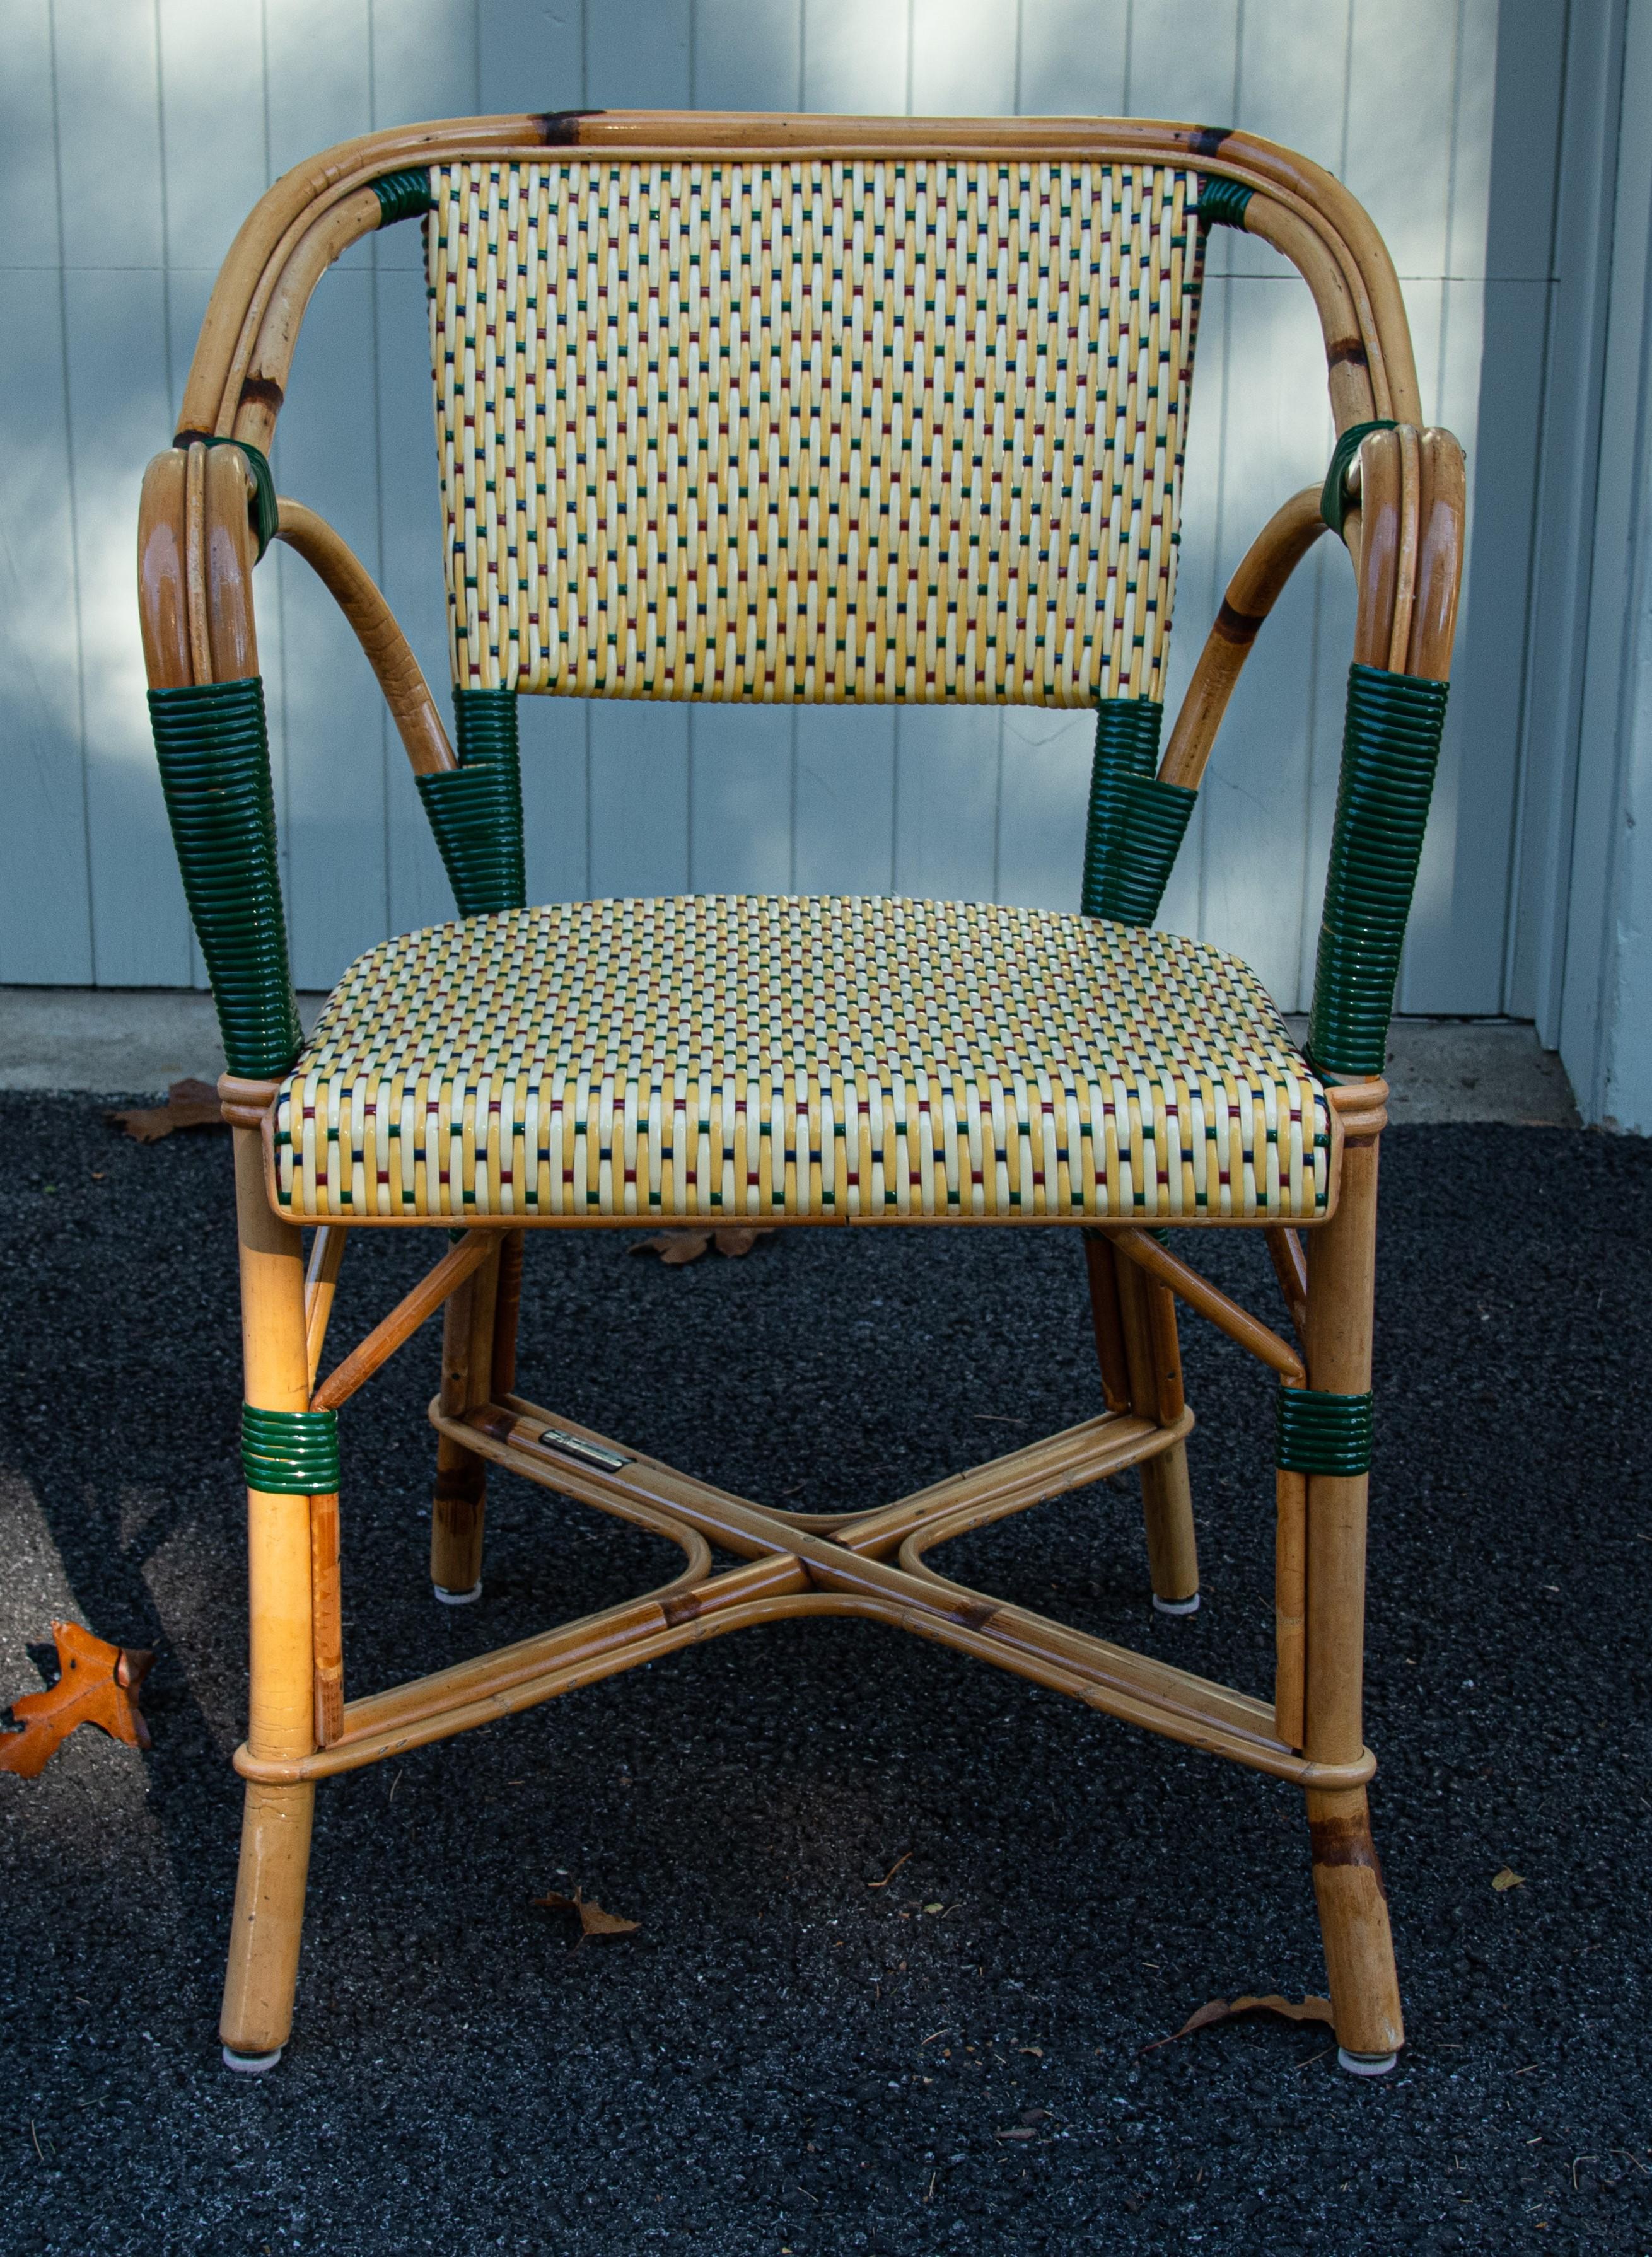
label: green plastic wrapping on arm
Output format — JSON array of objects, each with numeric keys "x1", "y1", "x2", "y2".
[
  {"x1": 147, "y1": 676, "x2": 303, "y2": 1079},
  {"x1": 372, "y1": 169, "x2": 434, "y2": 227},
  {"x1": 1079, "y1": 698, "x2": 1194, "y2": 925},
  {"x1": 415, "y1": 687, "x2": 527, "y2": 919},
  {"x1": 1305, "y1": 662, "x2": 1450, "y2": 1079},
  {"x1": 1276, "y1": 1386, "x2": 1373, "y2": 1477},
  {"x1": 170, "y1": 435, "x2": 279, "y2": 560},
  {"x1": 1197, "y1": 175, "x2": 1254, "y2": 231},
  {"x1": 241, "y1": 1405, "x2": 340, "y2": 1494}
]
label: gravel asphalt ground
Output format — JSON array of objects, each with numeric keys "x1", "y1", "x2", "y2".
[{"x1": 2, "y1": 1093, "x2": 1649, "y2": 2253}]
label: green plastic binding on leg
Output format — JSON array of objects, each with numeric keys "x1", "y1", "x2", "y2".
[
  {"x1": 1198, "y1": 175, "x2": 1254, "y2": 230},
  {"x1": 1305, "y1": 663, "x2": 1451, "y2": 1079},
  {"x1": 416, "y1": 687, "x2": 527, "y2": 919},
  {"x1": 241, "y1": 1405, "x2": 340, "y2": 1495},
  {"x1": 1080, "y1": 699, "x2": 1193, "y2": 925},
  {"x1": 372, "y1": 169, "x2": 434, "y2": 228},
  {"x1": 148, "y1": 677, "x2": 303, "y2": 1079},
  {"x1": 1276, "y1": 1387, "x2": 1373, "y2": 1477}
]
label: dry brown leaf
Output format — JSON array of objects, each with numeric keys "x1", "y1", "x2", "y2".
[
  {"x1": 532, "y1": 1886, "x2": 639, "y2": 1940},
  {"x1": 1492, "y1": 1867, "x2": 1525, "y2": 1892},
  {"x1": 1141, "y1": 1993, "x2": 1334, "y2": 2053},
  {"x1": 0, "y1": 1623, "x2": 154, "y2": 1778},
  {"x1": 629, "y1": 1230, "x2": 713, "y2": 1265},
  {"x1": 629, "y1": 1227, "x2": 776, "y2": 1265},
  {"x1": 106, "y1": 1078, "x2": 224, "y2": 1144},
  {"x1": 711, "y1": 1226, "x2": 774, "y2": 1256}
]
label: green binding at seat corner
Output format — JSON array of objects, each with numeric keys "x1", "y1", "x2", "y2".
[
  {"x1": 147, "y1": 676, "x2": 303, "y2": 1081},
  {"x1": 1320, "y1": 419, "x2": 1398, "y2": 538},
  {"x1": 1197, "y1": 175, "x2": 1254, "y2": 231},
  {"x1": 1080, "y1": 699, "x2": 1193, "y2": 925},
  {"x1": 1276, "y1": 1387, "x2": 1373, "y2": 1477},
  {"x1": 241, "y1": 1405, "x2": 340, "y2": 1495},
  {"x1": 1305, "y1": 662, "x2": 1450, "y2": 1079},
  {"x1": 416, "y1": 687, "x2": 527, "y2": 919},
  {"x1": 372, "y1": 169, "x2": 434, "y2": 228}
]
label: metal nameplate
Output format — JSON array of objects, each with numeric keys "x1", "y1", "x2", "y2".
[{"x1": 538, "y1": 1427, "x2": 630, "y2": 1473}]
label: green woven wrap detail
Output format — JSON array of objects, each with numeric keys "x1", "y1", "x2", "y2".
[
  {"x1": 1276, "y1": 1387, "x2": 1373, "y2": 1477},
  {"x1": 1306, "y1": 663, "x2": 1451, "y2": 1077},
  {"x1": 175, "y1": 435, "x2": 278, "y2": 560},
  {"x1": 1320, "y1": 419, "x2": 1397, "y2": 538},
  {"x1": 1198, "y1": 175, "x2": 1254, "y2": 230},
  {"x1": 373, "y1": 168, "x2": 434, "y2": 227},
  {"x1": 1081, "y1": 700, "x2": 1190, "y2": 924},
  {"x1": 148, "y1": 678, "x2": 303, "y2": 1079},
  {"x1": 416, "y1": 688, "x2": 526, "y2": 918},
  {"x1": 241, "y1": 1405, "x2": 339, "y2": 1495}
]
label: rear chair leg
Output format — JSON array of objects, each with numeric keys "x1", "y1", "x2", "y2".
[
  {"x1": 430, "y1": 1235, "x2": 515, "y2": 1603},
  {"x1": 1301, "y1": 1125, "x2": 1404, "y2": 2072},
  {"x1": 221, "y1": 1127, "x2": 317, "y2": 2071},
  {"x1": 1083, "y1": 1233, "x2": 1199, "y2": 1612}
]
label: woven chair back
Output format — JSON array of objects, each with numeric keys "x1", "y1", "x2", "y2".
[{"x1": 428, "y1": 156, "x2": 1203, "y2": 706}]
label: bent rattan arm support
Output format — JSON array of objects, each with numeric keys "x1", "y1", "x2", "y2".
[
  {"x1": 272, "y1": 499, "x2": 454, "y2": 776},
  {"x1": 1161, "y1": 487, "x2": 1329, "y2": 793}
]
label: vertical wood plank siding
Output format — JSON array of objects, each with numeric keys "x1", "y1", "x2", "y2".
[{"x1": 2, "y1": 0, "x2": 1504, "y2": 1008}]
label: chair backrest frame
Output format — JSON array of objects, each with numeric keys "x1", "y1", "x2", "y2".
[{"x1": 137, "y1": 112, "x2": 1462, "y2": 1099}]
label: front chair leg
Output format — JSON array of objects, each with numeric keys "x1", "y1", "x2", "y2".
[
  {"x1": 221, "y1": 1127, "x2": 317, "y2": 2070},
  {"x1": 430, "y1": 1236, "x2": 507, "y2": 1603},
  {"x1": 1301, "y1": 1121, "x2": 1404, "y2": 2072}
]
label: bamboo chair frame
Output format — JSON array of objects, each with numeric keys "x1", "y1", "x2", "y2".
[{"x1": 136, "y1": 112, "x2": 1463, "y2": 2079}]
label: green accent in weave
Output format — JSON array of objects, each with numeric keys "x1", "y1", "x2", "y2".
[
  {"x1": 416, "y1": 688, "x2": 526, "y2": 919},
  {"x1": 1276, "y1": 1386, "x2": 1373, "y2": 1477},
  {"x1": 148, "y1": 677, "x2": 303, "y2": 1079},
  {"x1": 1198, "y1": 175, "x2": 1254, "y2": 230},
  {"x1": 373, "y1": 168, "x2": 434, "y2": 228},
  {"x1": 241, "y1": 1405, "x2": 339, "y2": 1495},
  {"x1": 1305, "y1": 663, "x2": 1450, "y2": 1077},
  {"x1": 1080, "y1": 699, "x2": 1192, "y2": 924},
  {"x1": 1320, "y1": 419, "x2": 1397, "y2": 538},
  {"x1": 180, "y1": 435, "x2": 278, "y2": 560}
]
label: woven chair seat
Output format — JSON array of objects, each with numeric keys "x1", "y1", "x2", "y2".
[{"x1": 272, "y1": 896, "x2": 1330, "y2": 1224}]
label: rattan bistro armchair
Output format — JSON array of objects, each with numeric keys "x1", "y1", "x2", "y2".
[{"x1": 138, "y1": 112, "x2": 1462, "y2": 2076}]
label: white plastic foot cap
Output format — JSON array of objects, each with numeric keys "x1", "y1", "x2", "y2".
[
  {"x1": 1337, "y1": 2047, "x2": 1398, "y2": 2077},
  {"x1": 434, "y1": 1581, "x2": 482, "y2": 1606},
  {"x1": 223, "y1": 2045, "x2": 282, "y2": 2075},
  {"x1": 1153, "y1": 1592, "x2": 1201, "y2": 1616}
]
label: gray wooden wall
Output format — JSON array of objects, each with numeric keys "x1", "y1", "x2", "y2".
[{"x1": 2, "y1": 0, "x2": 1509, "y2": 1016}]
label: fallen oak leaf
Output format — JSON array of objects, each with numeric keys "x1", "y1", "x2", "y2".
[
  {"x1": 1141, "y1": 1993, "x2": 1334, "y2": 2053},
  {"x1": 629, "y1": 1227, "x2": 777, "y2": 1265},
  {"x1": 1492, "y1": 1867, "x2": 1525, "y2": 1892},
  {"x1": 105, "y1": 1078, "x2": 224, "y2": 1144},
  {"x1": 711, "y1": 1226, "x2": 776, "y2": 1256},
  {"x1": 532, "y1": 1886, "x2": 639, "y2": 1940},
  {"x1": 0, "y1": 1623, "x2": 154, "y2": 1779},
  {"x1": 629, "y1": 1230, "x2": 713, "y2": 1265}
]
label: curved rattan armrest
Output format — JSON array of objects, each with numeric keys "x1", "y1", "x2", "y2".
[
  {"x1": 1160, "y1": 487, "x2": 1329, "y2": 796},
  {"x1": 272, "y1": 500, "x2": 454, "y2": 777}
]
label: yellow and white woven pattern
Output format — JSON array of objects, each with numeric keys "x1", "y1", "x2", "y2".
[
  {"x1": 272, "y1": 898, "x2": 1328, "y2": 1222},
  {"x1": 428, "y1": 159, "x2": 1201, "y2": 704}
]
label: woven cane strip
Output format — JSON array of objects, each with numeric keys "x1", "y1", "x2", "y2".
[
  {"x1": 273, "y1": 897, "x2": 1329, "y2": 1222},
  {"x1": 427, "y1": 159, "x2": 1201, "y2": 704}
]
